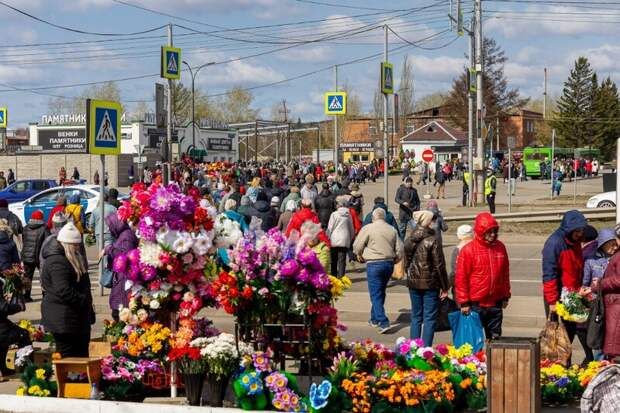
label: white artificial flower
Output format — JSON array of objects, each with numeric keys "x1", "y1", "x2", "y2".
[
  {"x1": 139, "y1": 242, "x2": 163, "y2": 268},
  {"x1": 192, "y1": 230, "x2": 213, "y2": 255},
  {"x1": 119, "y1": 307, "x2": 131, "y2": 323},
  {"x1": 156, "y1": 225, "x2": 180, "y2": 248},
  {"x1": 172, "y1": 232, "x2": 193, "y2": 254},
  {"x1": 213, "y1": 214, "x2": 242, "y2": 248},
  {"x1": 149, "y1": 299, "x2": 161, "y2": 309}
]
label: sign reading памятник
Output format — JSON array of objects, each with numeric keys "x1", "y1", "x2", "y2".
[
  {"x1": 87, "y1": 99, "x2": 121, "y2": 155},
  {"x1": 324, "y1": 92, "x2": 347, "y2": 115}
]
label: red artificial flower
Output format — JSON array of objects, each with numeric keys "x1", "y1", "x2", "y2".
[{"x1": 241, "y1": 286, "x2": 253, "y2": 299}]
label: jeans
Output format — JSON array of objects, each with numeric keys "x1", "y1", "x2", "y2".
[
  {"x1": 409, "y1": 288, "x2": 440, "y2": 346},
  {"x1": 472, "y1": 306, "x2": 503, "y2": 339},
  {"x1": 398, "y1": 219, "x2": 409, "y2": 239},
  {"x1": 367, "y1": 261, "x2": 394, "y2": 328},
  {"x1": 330, "y1": 247, "x2": 348, "y2": 278}
]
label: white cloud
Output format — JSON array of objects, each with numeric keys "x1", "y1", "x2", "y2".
[
  {"x1": 278, "y1": 46, "x2": 333, "y2": 63},
  {"x1": 411, "y1": 55, "x2": 466, "y2": 82},
  {"x1": 200, "y1": 60, "x2": 284, "y2": 87}
]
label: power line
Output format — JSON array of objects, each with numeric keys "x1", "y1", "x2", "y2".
[
  {"x1": 0, "y1": 1, "x2": 168, "y2": 36},
  {"x1": 292, "y1": 0, "x2": 413, "y2": 11},
  {"x1": 486, "y1": 0, "x2": 620, "y2": 5}
]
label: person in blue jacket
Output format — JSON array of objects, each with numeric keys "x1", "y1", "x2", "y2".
[{"x1": 362, "y1": 197, "x2": 399, "y2": 233}]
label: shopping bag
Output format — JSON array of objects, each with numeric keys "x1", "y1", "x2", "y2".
[
  {"x1": 436, "y1": 298, "x2": 458, "y2": 332},
  {"x1": 392, "y1": 259, "x2": 405, "y2": 280},
  {"x1": 540, "y1": 315, "x2": 572, "y2": 365},
  {"x1": 587, "y1": 294, "x2": 605, "y2": 350},
  {"x1": 448, "y1": 311, "x2": 485, "y2": 353}
]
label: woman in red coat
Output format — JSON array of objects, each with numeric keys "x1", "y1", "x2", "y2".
[{"x1": 597, "y1": 252, "x2": 620, "y2": 359}]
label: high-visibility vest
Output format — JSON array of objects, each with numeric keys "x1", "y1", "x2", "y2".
[
  {"x1": 463, "y1": 172, "x2": 472, "y2": 187},
  {"x1": 485, "y1": 175, "x2": 496, "y2": 196}
]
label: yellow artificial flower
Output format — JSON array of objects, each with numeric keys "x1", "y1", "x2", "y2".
[
  {"x1": 16, "y1": 387, "x2": 25, "y2": 396},
  {"x1": 35, "y1": 369, "x2": 46, "y2": 380},
  {"x1": 28, "y1": 385, "x2": 41, "y2": 395}
]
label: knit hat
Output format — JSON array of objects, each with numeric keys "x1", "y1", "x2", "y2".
[
  {"x1": 286, "y1": 200, "x2": 297, "y2": 212},
  {"x1": 271, "y1": 197, "x2": 280, "y2": 207},
  {"x1": 457, "y1": 224, "x2": 474, "y2": 240},
  {"x1": 52, "y1": 211, "x2": 68, "y2": 225},
  {"x1": 30, "y1": 210, "x2": 44, "y2": 221},
  {"x1": 224, "y1": 199, "x2": 237, "y2": 211},
  {"x1": 426, "y1": 200, "x2": 438, "y2": 210},
  {"x1": 57, "y1": 222, "x2": 82, "y2": 244},
  {"x1": 240, "y1": 196, "x2": 251, "y2": 206},
  {"x1": 413, "y1": 210, "x2": 434, "y2": 228}
]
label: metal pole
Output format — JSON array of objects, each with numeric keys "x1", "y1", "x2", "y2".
[
  {"x1": 334, "y1": 65, "x2": 339, "y2": 175},
  {"x1": 616, "y1": 137, "x2": 620, "y2": 223},
  {"x1": 496, "y1": 116, "x2": 500, "y2": 154},
  {"x1": 276, "y1": 130, "x2": 280, "y2": 162},
  {"x1": 475, "y1": 0, "x2": 484, "y2": 204},
  {"x1": 98, "y1": 155, "x2": 105, "y2": 297},
  {"x1": 383, "y1": 24, "x2": 389, "y2": 202},
  {"x1": 543, "y1": 68, "x2": 548, "y2": 120},
  {"x1": 551, "y1": 129, "x2": 555, "y2": 199},
  {"x1": 287, "y1": 123, "x2": 291, "y2": 163},
  {"x1": 508, "y1": 148, "x2": 512, "y2": 213},
  {"x1": 166, "y1": 24, "x2": 173, "y2": 185},
  {"x1": 254, "y1": 120, "x2": 258, "y2": 163},
  {"x1": 191, "y1": 69, "x2": 195, "y2": 153},
  {"x1": 316, "y1": 127, "x2": 320, "y2": 164},
  {"x1": 426, "y1": 160, "x2": 431, "y2": 197},
  {"x1": 468, "y1": 21, "x2": 474, "y2": 207}
]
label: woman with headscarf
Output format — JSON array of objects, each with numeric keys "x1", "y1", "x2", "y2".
[
  {"x1": 40, "y1": 222, "x2": 93, "y2": 357},
  {"x1": 404, "y1": 210, "x2": 449, "y2": 346},
  {"x1": 103, "y1": 214, "x2": 138, "y2": 321},
  {"x1": 449, "y1": 225, "x2": 473, "y2": 292},
  {"x1": 301, "y1": 221, "x2": 330, "y2": 272}
]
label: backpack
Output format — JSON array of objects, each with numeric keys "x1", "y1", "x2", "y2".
[
  {"x1": 581, "y1": 364, "x2": 620, "y2": 413},
  {"x1": 586, "y1": 293, "x2": 605, "y2": 350}
]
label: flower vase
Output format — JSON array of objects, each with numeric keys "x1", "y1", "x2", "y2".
[
  {"x1": 183, "y1": 372, "x2": 205, "y2": 406},
  {"x1": 203, "y1": 374, "x2": 228, "y2": 407}
]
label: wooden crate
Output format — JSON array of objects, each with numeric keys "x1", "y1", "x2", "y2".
[
  {"x1": 487, "y1": 337, "x2": 541, "y2": 413},
  {"x1": 53, "y1": 357, "x2": 102, "y2": 399}
]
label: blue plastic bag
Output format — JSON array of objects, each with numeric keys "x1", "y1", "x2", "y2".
[{"x1": 448, "y1": 311, "x2": 485, "y2": 353}]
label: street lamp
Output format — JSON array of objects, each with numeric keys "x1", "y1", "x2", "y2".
[{"x1": 182, "y1": 60, "x2": 216, "y2": 156}]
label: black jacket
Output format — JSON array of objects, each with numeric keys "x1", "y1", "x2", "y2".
[
  {"x1": 0, "y1": 208, "x2": 23, "y2": 236},
  {"x1": 40, "y1": 237, "x2": 93, "y2": 334},
  {"x1": 404, "y1": 227, "x2": 449, "y2": 291},
  {"x1": 21, "y1": 220, "x2": 49, "y2": 265},
  {"x1": 0, "y1": 231, "x2": 19, "y2": 272},
  {"x1": 0, "y1": 277, "x2": 24, "y2": 347},
  {"x1": 395, "y1": 185, "x2": 420, "y2": 221},
  {"x1": 315, "y1": 190, "x2": 335, "y2": 229},
  {"x1": 255, "y1": 200, "x2": 277, "y2": 231}
]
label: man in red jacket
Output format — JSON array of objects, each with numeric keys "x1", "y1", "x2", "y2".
[
  {"x1": 285, "y1": 199, "x2": 330, "y2": 245},
  {"x1": 455, "y1": 212, "x2": 510, "y2": 339}
]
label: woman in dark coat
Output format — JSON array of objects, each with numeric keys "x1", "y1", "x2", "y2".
[
  {"x1": 597, "y1": 251, "x2": 620, "y2": 360},
  {"x1": 104, "y1": 214, "x2": 138, "y2": 321},
  {"x1": 40, "y1": 222, "x2": 93, "y2": 357},
  {"x1": 0, "y1": 222, "x2": 29, "y2": 377}
]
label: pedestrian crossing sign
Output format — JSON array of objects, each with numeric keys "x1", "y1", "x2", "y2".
[
  {"x1": 0, "y1": 107, "x2": 6, "y2": 128},
  {"x1": 324, "y1": 92, "x2": 347, "y2": 115},
  {"x1": 87, "y1": 99, "x2": 121, "y2": 155},
  {"x1": 381, "y1": 62, "x2": 394, "y2": 94},
  {"x1": 161, "y1": 46, "x2": 181, "y2": 79}
]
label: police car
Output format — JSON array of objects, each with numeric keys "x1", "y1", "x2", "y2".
[{"x1": 8, "y1": 185, "x2": 127, "y2": 226}]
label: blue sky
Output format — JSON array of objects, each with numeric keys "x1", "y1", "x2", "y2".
[{"x1": 2, "y1": 0, "x2": 620, "y2": 127}]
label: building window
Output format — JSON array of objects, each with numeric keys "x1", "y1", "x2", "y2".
[{"x1": 122, "y1": 133, "x2": 132, "y2": 140}]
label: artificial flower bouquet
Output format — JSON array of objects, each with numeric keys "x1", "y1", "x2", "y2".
[
  {"x1": 100, "y1": 355, "x2": 162, "y2": 401},
  {"x1": 2, "y1": 263, "x2": 28, "y2": 296},
  {"x1": 17, "y1": 320, "x2": 53, "y2": 343},
  {"x1": 556, "y1": 287, "x2": 592, "y2": 323},
  {"x1": 233, "y1": 350, "x2": 306, "y2": 412},
  {"x1": 213, "y1": 213, "x2": 243, "y2": 249},
  {"x1": 116, "y1": 182, "x2": 221, "y2": 315},
  {"x1": 15, "y1": 362, "x2": 56, "y2": 397},
  {"x1": 112, "y1": 317, "x2": 171, "y2": 359},
  {"x1": 540, "y1": 359, "x2": 610, "y2": 405},
  {"x1": 193, "y1": 332, "x2": 253, "y2": 381}
]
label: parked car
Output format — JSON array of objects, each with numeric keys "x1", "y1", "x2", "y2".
[
  {"x1": 0, "y1": 179, "x2": 57, "y2": 204},
  {"x1": 8, "y1": 185, "x2": 127, "y2": 226},
  {"x1": 586, "y1": 191, "x2": 616, "y2": 208}
]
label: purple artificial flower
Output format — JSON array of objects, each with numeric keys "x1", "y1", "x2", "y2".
[
  {"x1": 150, "y1": 187, "x2": 174, "y2": 212},
  {"x1": 556, "y1": 377, "x2": 569, "y2": 388},
  {"x1": 113, "y1": 255, "x2": 128, "y2": 273},
  {"x1": 436, "y1": 344, "x2": 449, "y2": 356},
  {"x1": 140, "y1": 264, "x2": 157, "y2": 281},
  {"x1": 280, "y1": 259, "x2": 300, "y2": 278},
  {"x1": 127, "y1": 263, "x2": 140, "y2": 281},
  {"x1": 127, "y1": 248, "x2": 141, "y2": 264},
  {"x1": 413, "y1": 338, "x2": 424, "y2": 348},
  {"x1": 297, "y1": 268, "x2": 311, "y2": 283},
  {"x1": 138, "y1": 219, "x2": 157, "y2": 241}
]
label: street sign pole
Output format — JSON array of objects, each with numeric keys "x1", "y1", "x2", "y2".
[
  {"x1": 99, "y1": 154, "x2": 105, "y2": 297},
  {"x1": 383, "y1": 24, "x2": 389, "y2": 204},
  {"x1": 616, "y1": 137, "x2": 620, "y2": 224},
  {"x1": 508, "y1": 148, "x2": 512, "y2": 213},
  {"x1": 551, "y1": 129, "x2": 555, "y2": 200},
  {"x1": 334, "y1": 65, "x2": 339, "y2": 176},
  {"x1": 166, "y1": 24, "x2": 173, "y2": 185}
]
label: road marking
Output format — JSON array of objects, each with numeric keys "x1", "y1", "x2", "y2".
[
  {"x1": 511, "y1": 279, "x2": 541, "y2": 283},
  {"x1": 510, "y1": 258, "x2": 541, "y2": 261}
]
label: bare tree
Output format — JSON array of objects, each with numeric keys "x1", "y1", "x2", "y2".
[{"x1": 398, "y1": 55, "x2": 415, "y2": 118}]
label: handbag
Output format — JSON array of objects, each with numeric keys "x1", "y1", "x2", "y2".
[
  {"x1": 587, "y1": 293, "x2": 605, "y2": 350},
  {"x1": 436, "y1": 298, "x2": 459, "y2": 332},
  {"x1": 392, "y1": 259, "x2": 405, "y2": 280},
  {"x1": 540, "y1": 314, "x2": 572, "y2": 365},
  {"x1": 448, "y1": 311, "x2": 485, "y2": 353}
]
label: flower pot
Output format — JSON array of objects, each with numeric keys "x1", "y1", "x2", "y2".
[
  {"x1": 183, "y1": 372, "x2": 205, "y2": 406},
  {"x1": 203, "y1": 374, "x2": 228, "y2": 407}
]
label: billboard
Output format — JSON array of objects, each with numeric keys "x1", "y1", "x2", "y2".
[{"x1": 38, "y1": 128, "x2": 87, "y2": 153}]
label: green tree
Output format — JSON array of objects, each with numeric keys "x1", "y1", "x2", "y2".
[
  {"x1": 553, "y1": 57, "x2": 596, "y2": 147},
  {"x1": 446, "y1": 38, "x2": 528, "y2": 129},
  {"x1": 592, "y1": 76, "x2": 620, "y2": 151}
]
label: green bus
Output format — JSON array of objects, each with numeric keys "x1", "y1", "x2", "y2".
[{"x1": 522, "y1": 147, "x2": 601, "y2": 177}]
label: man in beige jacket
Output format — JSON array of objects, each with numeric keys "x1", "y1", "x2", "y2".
[{"x1": 353, "y1": 208, "x2": 403, "y2": 333}]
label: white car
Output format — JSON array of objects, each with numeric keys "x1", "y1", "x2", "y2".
[
  {"x1": 586, "y1": 191, "x2": 616, "y2": 208},
  {"x1": 9, "y1": 185, "x2": 125, "y2": 226}
]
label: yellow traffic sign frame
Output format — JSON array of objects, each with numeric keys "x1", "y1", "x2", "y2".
[
  {"x1": 0, "y1": 107, "x2": 6, "y2": 128},
  {"x1": 381, "y1": 62, "x2": 394, "y2": 94},
  {"x1": 324, "y1": 92, "x2": 347, "y2": 115},
  {"x1": 161, "y1": 46, "x2": 181, "y2": 80},
  {"x1": 87, "y1": 99, "x2": 121, "y2": 155}
]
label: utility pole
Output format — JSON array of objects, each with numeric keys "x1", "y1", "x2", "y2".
[
  {"x1": 475, "y1": 0, "x2": 484, "y2": 204},
  {"x1": 496, "y1": 116, "x2": 500, "y2": 152},
  {"x1": 334, "y1": 65, "x2": 339, "y2": 175},
  {"x1": 543, "y1": 67, "x2": 548, "y2": 120},
  {"x1": 166, "y1": 24, "x2": 173, "y2": 185},
  {"x1": 254, "y1": 120, "x2": 258, "y2": 163},
  {"x1": 279, "y1": 100, "x2": 290, "y2": 162},
  {"x1": 468, "y1": 20, "x2": 474, "y2": 207},
  {"x1": 383, "y1": 25, "x2": 389, "y2": 202}
]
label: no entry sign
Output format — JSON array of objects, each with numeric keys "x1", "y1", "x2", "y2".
[{"x1": 422, "y1": 149, "x2": 434, "y2": 162}]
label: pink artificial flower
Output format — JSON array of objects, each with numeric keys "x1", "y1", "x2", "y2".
[{"x1": 436, "y1": 344, "x2": 449, "y2": 356}]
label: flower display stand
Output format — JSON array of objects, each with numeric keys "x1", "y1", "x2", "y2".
[
  {"x1": 53, "y1": 357, "x2": 102, "y2": 399},
  {"x1": 487, "y1": 337, "x2": 541, "y2": 413}
]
